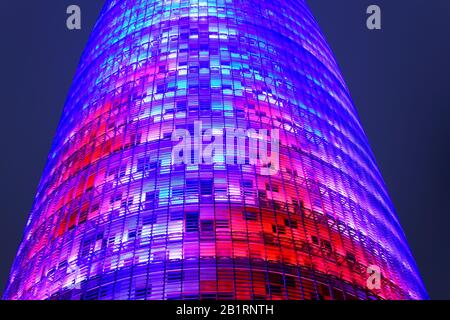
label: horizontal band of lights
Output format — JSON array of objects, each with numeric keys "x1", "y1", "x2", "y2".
[{"x1": 4, "y1": 0, "x2": 427, "y2": 300}]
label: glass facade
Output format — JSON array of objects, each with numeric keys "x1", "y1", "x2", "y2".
[{"x1": 4, "y1": 0, "x2": 427, "y2": 300}]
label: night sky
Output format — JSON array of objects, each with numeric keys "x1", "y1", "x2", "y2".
[{"x1": 0, "y1": 0, "x2": 449, "y2": 299}]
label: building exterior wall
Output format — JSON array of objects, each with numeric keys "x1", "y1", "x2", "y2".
[{"x1": 4, "y1": 0, "x2": 427, "y2": 300}]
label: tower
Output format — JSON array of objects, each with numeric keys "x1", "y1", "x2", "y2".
[{"x1": 4, "y1": 0, "x2": 427, "y2": 300}]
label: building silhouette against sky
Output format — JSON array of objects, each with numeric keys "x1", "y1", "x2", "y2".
[{"x1": 4, "y1": 0, "x2": 427, "y2": 300}]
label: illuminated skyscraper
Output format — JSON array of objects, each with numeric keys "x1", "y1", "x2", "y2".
[{"x1": 4, "y1": 0, "x2": 427, "y2": 300}]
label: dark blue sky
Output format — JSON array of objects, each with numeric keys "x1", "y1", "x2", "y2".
[{"x1": 0, "y1": 0, "x2": 449, "y2": 299}]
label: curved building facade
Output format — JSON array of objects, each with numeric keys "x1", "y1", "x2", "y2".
[{"x1": 4, "y1": 0, "x2": 427, "y2": 300}]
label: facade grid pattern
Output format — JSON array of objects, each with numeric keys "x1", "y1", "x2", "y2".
[{"x1": 4, "y1": 0, "x2": 427, "y2": 300}]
